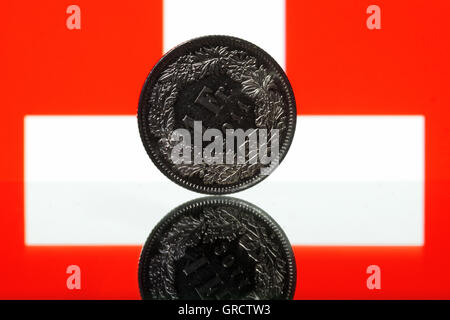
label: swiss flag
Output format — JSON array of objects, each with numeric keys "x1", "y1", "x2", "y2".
[{"x1": 1, "y1": 0, "x2": 449, "y2": 299}]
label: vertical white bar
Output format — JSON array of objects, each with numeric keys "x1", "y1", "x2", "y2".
[{"x1": 163, "y1": 0, "x2": 286, "y2": 68}]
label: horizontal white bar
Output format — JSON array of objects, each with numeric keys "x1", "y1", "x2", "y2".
[
  {"x1": 163, "y1": 0, "x2": 286, "y2": 69},
  {"x1": 25, "y1": 115, "x2": 424, "y2": 245}
]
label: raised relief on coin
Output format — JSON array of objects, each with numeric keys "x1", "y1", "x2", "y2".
[
  {"x1": 138, "y1": 36, "x2": 297, "y2": 194},
  {"x1": 138, "y1": 197, "x2": 296, "y2": 300}
]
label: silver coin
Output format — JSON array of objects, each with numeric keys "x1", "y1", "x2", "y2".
[{"x1": 138, "y1": 35, "x2": 297, "y2": 194}]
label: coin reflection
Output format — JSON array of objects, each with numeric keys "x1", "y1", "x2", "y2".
[{"x1": 138, "y1": 196, "x2": 296, "y2": 300}]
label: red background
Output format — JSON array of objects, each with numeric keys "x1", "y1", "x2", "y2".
[{"x1": 1, "y1": 1, "x2": 449, "y2": 299}]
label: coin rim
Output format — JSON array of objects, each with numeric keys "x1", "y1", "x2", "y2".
[
  {"x1": 137, "y1": 35, "x2": 297, "y2": 194},
  {"x1": 138, "y1": 196, "x2": 297, "y2": 300}
]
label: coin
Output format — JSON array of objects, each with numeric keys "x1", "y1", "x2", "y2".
[
  {"x1": 138, "y1": 197, "x2": 296, "y2": 300},
  {"x1": 138, "y1": 35, "x2": 297, "y2": 194}
]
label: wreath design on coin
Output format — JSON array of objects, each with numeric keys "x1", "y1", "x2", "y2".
[
  {"x1": 146, "y1": 206, "x2": 288, "y2": 299},
  {"x1": 147, "y1": 46, "x2": 287, "y2": 185}
]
